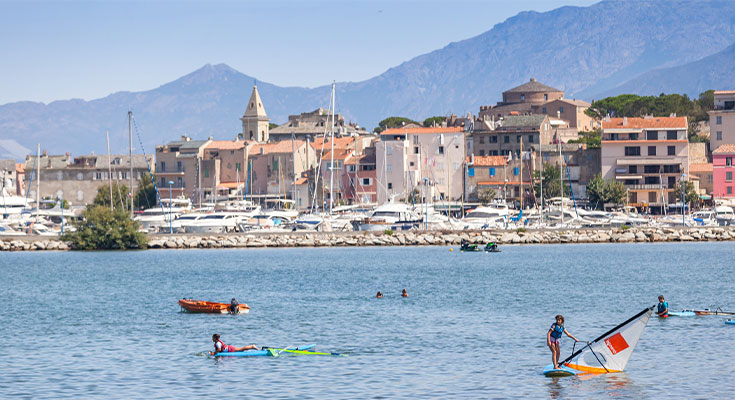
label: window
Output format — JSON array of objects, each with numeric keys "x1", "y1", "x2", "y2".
[
  {"x1": 438, "y1": 162, "x2": 445, "y2": 171},
  {"x1": 521, "y1": 94, "x2": 525, "y2": 102},
  {"x1": 204, "y1": 167, "x2": 209, "y2": 178},
  {"x1": 609, "y1": 133, "x2": 619, "y2": 140},
  {"x1": 438, "y1": 146, "x2": 444, "y2": 155},
  {"x1": 160, "y1": 161, "x2": 166, "y2": 172},
  {"x1": 479, "y1": 137, "x2": 485, "y2": 144},
  {"x1": 667, "y1": 131, "x2": 677, "y2": 140},
  {"x1": 667, "y1": 146, "x2": 675, "y2": 156},
  {"x1": 630, "y1": 133, "x2": 639, "y2": 140},
  {"x1": 121, "y1": 172, "x2": 127, "y2": 179},
  {"x1": 479, "y1": 150, "x2": 485, "y2": 156},
  {"x1": 177, "y1": 161, "x2": 183, "y2": 172},
  {"x1": 386, "y1": 164, "x2": 392, "y2": 172},
  {"x1": 708, "y1": 175, "x2": 713, "y2": 184},
  {"x1": 648, "y1": 146, "x2": 656, "y2": 156},
  {"x1": 647, "y1": 131, "x2": 658, "y2": 140},
  {"x1": 386, "y1": 146, "x2": 392, "y2": 155},
  {"x1": 717, "y1": 131, "x2": 723, "y2": 140},
  {"x1": 347, "y1": 165, "x2": 355, "y2": 172},
  {"x1": 542, "y1": 107, "x2": 547, "y2": 114},
  {"x1": 516, "y1": 135, "x2": 521, "y2": 143},
  {"x1": 387, "y1": 183, "x2": 393, "y2": 190},
  {"x1": 663, "y1": 165, "x2": 680, "y2": 173},
  {"x1": 648, "y1": 192, "x2": 657, "y2": 203},
  {"x1": 95, "y1": 172, "x2": 102, "y2": 180},
  {"x1": 490, "y1": 150, "x2": 498, "y2": 156},
  {"x1": 728, "y1": 187, "x2": 733, "y2": 195},
  {"x1": 504, "y1": 136, "x2": 510, "y2": 143},
  {"x1": 409, "y1": 162, "x2": 415, "y2": 167},
  {"x1": 668, "y1": 176, "x2": 676, "y2": 188},
  {"x1": 727, "y1": 171, "x2": 733, "y2": 182},
  {"x1": 236, "y1": 162, "x2": 241, "y2": 171},
  {"x1": 177, "y1": 177, "x2": 183, "y2": 187},
  {"x1": 625, "y1": 146, "x2": 641, "y2": 156},
  {"x1": 468, "y1": 167, "x2": 475, "y2": 177},
  {"x1": 544, "y1": 94, "x2": 548, "y2": 101},
  {"x1": 528, "y1": 135, "x2": 534, "y2": 143},
  {"x1": 559, "y1": 106, "x2": 564, "y2": 113},
  {"x1": 362, "y1": 178, "x2": 371, "y2": 185},
  {"x1": 629, "y1": 166, "x2": 637, "y2": 173},
  {"x1": 160, "y1": 178, "x2": 166, "y2": 186},
  {"x1": 716, "y1": 116, "x2": 722, "y2": 125},
  {"x1": 727, "y1": 157, "x2": 733, "y2": 166},
  {"x1": 644, "y1": 176, "x2": 659, "y2": 185},
  {"x1": 414, "y1": 147, "x2": 419, "y2": 154},
  {"x1": 490, "y1": 136, "x2": 498, "y2": 143},
  {"x1": 489, "y1": 167, "x2": 496, "y2": 176},
  {"x1": 644, "y1": 165, "x2": 659, "y2": 173},
  {"x1": 513, "y1": 167, "x2": 519, "y2": 176}
]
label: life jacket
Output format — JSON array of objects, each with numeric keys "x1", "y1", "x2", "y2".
[
  {"x1": 215, "y1": 339, "x2": 228, "y2": 353},
  {"x1": 657, "y1": 301, "x2": 668, "y2": 316},
  {"x1": 550, "y1": 323, "x2": 564, "y2": 339}
]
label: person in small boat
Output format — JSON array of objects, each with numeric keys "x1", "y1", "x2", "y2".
[
  {"x1": 485, "y1": 242, "x2": 498, "y2": 251},
  {"x1": 376, "y1": 291, "x2": 383, "y2": 298},
  {"x1": 229, "y1": 298, "x2": 239, "y2": 314},
  {"x1": 547, "y1": 315, "x2": 579, "y2": 370},
  {"x1": 656, "y1": 295, "x2": 669, "y2": 318},
  {"x1": 460, "y1": 238, "x2": 469, "y2": 250},
  {"x1": 210, "y1": 334, "x2": 257, "y2": 355},
  {"x1": 401, "y1": 289, "x2": 408, "y2": 297}
]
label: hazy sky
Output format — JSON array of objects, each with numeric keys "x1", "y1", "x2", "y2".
[{"x1": 0, "y1": 0, "x2": 599, "y2": 105}]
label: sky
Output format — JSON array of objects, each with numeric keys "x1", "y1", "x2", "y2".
[{"x1": 0, "y1": 0, "x2": 599, "y2": 105}]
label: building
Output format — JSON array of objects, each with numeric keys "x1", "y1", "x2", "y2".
[
  {"x1": 201, "y1": 139, "x2": 249, "y2": 201},
  {"x1": 23, "y1": 152, "x2": 151, "y2": 206},
  {"x1": 712, "y1": 145, "x2": 735, "y2": 199},
  {"x1": 247, "y1": 140, "x2": 316, "y2": 198},
  {"x1": 601, "y1": 116, "x2": 689, "y2": 209},
  {"x1": 319, "y1": 148, "x2": 354, "y2": 207},
  {"x1": 464, "y1": 155, "x2": 513, "y2": 202},
  {"x1": 708, "y1": 90, "x2": 735, "y2": 153},
  {"x1": 531, "y1": 98, "x2": 598, "y2": 131},
  {"x1": 344, "y1": 148, "x2": 378, "y2": 204},
  {"x1": 470, "y1": 114, "x2": 553, "y2": 157},
  {"x1": 240, "y1": 85, "x2": 270, "y2": 142},
  {"x1": 0, "y1": 159, "x2": 21, "y2": 196},
  {"x1": 269, "y1": 108, "x2": 369, "y2": 141},
  {"x1": 479, "y1": 79, "x2": 564, "y2": 120},
  {"x1": 689, "y1": 163, "x2": 713, "y2": 198},
  {"x1": 155, "y1": 136, "x2": 211, "y2": 201},
  {"x1": 375, "y1": 126, "x2": 465, "y2": 204}
]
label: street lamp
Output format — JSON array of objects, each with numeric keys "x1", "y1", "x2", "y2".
[
  {"x1": 168, "y1": 181, "x2": 174, "y2": 234},
  {"x1": 681, "y1": 173, "x2": 687, "y2": 226}
]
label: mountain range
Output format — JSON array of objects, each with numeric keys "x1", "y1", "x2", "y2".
[{"x1": 2, "y1": 0, "x2": 735, "y2": 160}]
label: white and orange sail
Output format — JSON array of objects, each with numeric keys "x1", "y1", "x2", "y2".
[{"x1": 560, "y1": 306, "x2": 654, "y2": 374}]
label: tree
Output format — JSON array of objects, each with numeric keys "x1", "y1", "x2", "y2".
[
  {"x1": 533, "y1": 163, "x2": 570, "y2": 201},
  {"x1": 62, "y1": 205, "x2": 147, "y2": 250},
  {"x1": 585, "y1": 174, "x2": 626, "y2": 209},
  {"x1": 568, "y1": 128, "x2": 601, "y2": 148},
  {"x1": 94, "y1": 182, "x2": 130, "y2": 211},
  {"x1": 673, "y1": 180, "x2": 699, "y2": 206},
  {"x1": 477, "y1": 187, "x2": 497, "y2": 204},
  {"x1": 269, "y1": 122, "x2": 279, "y2": 129},
  {"x1": 134, "y1": 173, "x2": 157, "y2": 210},
  {"x1": 606, "y1": 179, "x2": 627, "y2": 206},
  {"x1": 423, "y1": 116, "x2": 446, "y2": 127},
  {"x1": 374, "y1": 116, "x2": 419, "y2": 133}
]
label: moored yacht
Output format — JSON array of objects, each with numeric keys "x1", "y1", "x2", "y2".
[{"x1": 354, "y1": 202, "x2": 422, "y2": 231}]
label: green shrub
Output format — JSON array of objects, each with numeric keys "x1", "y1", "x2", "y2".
[
  {"x1": 62, "y1": 205, "x2": 147, "y2": 250},
  {"x1": 384, "y1": 229, "x2": 394, "y2": 236},
  {"x1": 620, "y1": 225, "x2": 630, "y2": 231},
  {"x1": 516, "y1": 228, "x2": 527, "y2": 233}
]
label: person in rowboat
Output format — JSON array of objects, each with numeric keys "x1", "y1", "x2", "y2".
[
  {"x1": 209, "y1": 334, "x2": 257, "y2": 355},
  {"x1": 656, "y1": 295, "x2": 669, "y2": 318},
  {"x1": 547, "y1": 315, "x2": 579, "y2": 370}
]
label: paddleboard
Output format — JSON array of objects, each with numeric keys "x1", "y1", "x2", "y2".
[
  {"x1": 214, "y1": 344, "x2": 315, "y2": 357},
  {"x1": 668, "y1": 311, "x2": 696, "y2": 317},
  {"x1": 543, "y1": 364, "x2": 578, "y2": 377},
  {"x1": 726, "y1": 320, "x2": 735, "y2": 325}
]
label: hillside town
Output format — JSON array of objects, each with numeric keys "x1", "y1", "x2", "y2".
[{"x1": 2, "y1": 80, "x2": 735, "y2": 235}]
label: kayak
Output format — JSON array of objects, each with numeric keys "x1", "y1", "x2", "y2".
[
  {"x1": 214, "y1": 344, "x2": 315, "y2": 357},
  {"x1": 668, "y1": 310, "x2": 696, "y2": 317},
  {"x1": 726, "y1": 320, "x2": 735, "y2": 325},
  {"x1": 693, "y1": 308, "x2": 735, "y2": 316},
  {"x1": 542, "y1": 364, "x2": 578, "y2": 377},
  {"x1": 179, "y1": 299, "x2": 250, "y2": 314}
]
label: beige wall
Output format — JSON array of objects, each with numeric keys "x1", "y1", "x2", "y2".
[
  {"x1": 502, "y1": 90, "x2": 563, "y2": 105},
  {"x1": 709, "y1": 111, "x2": 735, "y2": 151},
  {"x1": 375, "y1": 140, "x2": 410, "y2": 203}
]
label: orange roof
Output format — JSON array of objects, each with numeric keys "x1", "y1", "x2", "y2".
[
  {"x1": 714, "y1": 90, "x2": 735, "y2": 95},
  {"x1": 689, "y1": 163, "x2": 713, "y2": 172},
  {"x1": 15, "y1": 163, "x2": 24, "y2": 173},
  {"x1": 206, "y1": 140, "x2": 247, "y2": 150},
  {"x1": 467, "y1": 155, "x2": 506, "y2": 166},
  {"x1": 382, "y1": 126, "x2": 463, "y2": 135},
  {"x1": 250, "y1": 140, "x2": 307, "y2": 155},
  {"x1": 294, "y1": 177, "x2": 308, "y2": 185},
  {"x1": 713, "y1": 144, "x2": 735, "y2": 154},
  {"x1": 311, "y1": 136, "x2": 355, "y2": 150},
  {"x1": 322, "y1": 149, "x2": 353, "y2": 162},
  {"x1": 217, "y1": 182, "x2": 243, "y2": 189},
  {"x1": 602, "y1": 117, "x2": 687, "y2": 130}
]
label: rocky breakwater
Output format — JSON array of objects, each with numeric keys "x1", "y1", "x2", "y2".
[
  {"x1": 0, "y1": 238, "x2": 70, "y2": 251},
  {"x1": 145, "y1": 226, "x2": 735, "y2": 250}
]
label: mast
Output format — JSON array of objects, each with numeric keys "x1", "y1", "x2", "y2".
[
  {"x1": 106, "y1": 129, "x2": 114, "y2": 211},
  {"x1": 128, "y1": 111, "x2": 134, "y2": 217},
  {"x1": 197, "y1": 157, "x2": 202, "y2": 208},
  {"x1": 306, "y1": 136, "x2": 310, "y2": 211},
  {"x1": 36, "y1": 143, "x2": 40, "y2": 210},
  {"x1": 559, "y1": 131, "x2": 563, "y2": 227},
  {"x1": 520, "y1": 137, "x2": 524, "y2": 211},
  {"x1": 329, "y1": 81, "x2": 335, "y2": 213},
  {"x1": 291, "y1": 130, "x2": 296, "y2": 203},
  {"x1": 539, "y1": 143, "x2": 543, "y2": 224}
]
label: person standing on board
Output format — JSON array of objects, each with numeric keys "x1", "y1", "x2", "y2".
[
  {"x1": 656, "y1": 295, "x2": 669, "y2": 318},
  {"x1": 209, "y1": 334, "x2": 257, "y2": 355},
  {"x1": 547, "y1": 315, "x2": 579, "y2": 370}
]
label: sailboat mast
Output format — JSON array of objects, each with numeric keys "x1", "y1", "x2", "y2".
[
  {"x1": 520, "y1": 137, "x2": 523, "y2": 211},
  {"x1": 106, "y1": 129, "x2": 114, "y2": 211},
  {"x1": 128, "y1": 111, "x2": 134, "y2": 218},
  {"x1": 36, "y1": 143, "x2": 40, "y2": 210},
  {"x1": 329, "y1": 82, "x2": 335, "y2": 213},
  {"x1": 559, "y1": 131, "x2": 563, "y2": 226},
  {"x1": 291, "y1": 130, "x2": 296, "y2": 204}
]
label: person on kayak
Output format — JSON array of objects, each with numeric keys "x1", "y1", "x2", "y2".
[
  {"x1": 657, "y1": 295, "x2": 669, "y2": 318},
  {"x1": 401, "y1": 289, "x2": 408, "y2": 297},
  {"x1": 376, "y1": 291, "x2": 383, "y2": 298},
  {"x1": 210, "y1": 334, "x2": 257, "y2": 355},
  {"x1": 547, "y1": 315, "x2": 579, "y2": 370}
]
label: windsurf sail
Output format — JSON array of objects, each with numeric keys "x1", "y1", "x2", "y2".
[{"x1": 560, "y1": 306, "x2": 654, "y2": 374}]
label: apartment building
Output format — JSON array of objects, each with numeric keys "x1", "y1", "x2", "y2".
[
  {"x1": 601, "y1": 116, "x2": 689, "y2": 209},
  {"x1": 708, "y1": 90, "x2": 735, "y2": 152},
  {"x1": 248, "y1": 140, "x2": 316, "y2": 197},
  {"x1": 270, "y1": 108, "x2": 369, "y2": 141},
  {"x1": 471, "y1": 114, "x2": 553, "y2": 157},
  {"x1": 155, "y1": 136, "x2": 211, "y2": 201},
  {"x1": 712, "y1": 145, "x2": 735, "y2": 199}
]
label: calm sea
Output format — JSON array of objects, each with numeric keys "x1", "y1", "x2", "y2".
[{"x1": 1, "y1": 242, "x2": 733, "y2": 399}]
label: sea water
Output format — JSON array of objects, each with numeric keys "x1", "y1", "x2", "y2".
[{"x1": 1, "y1": 242, "x2": 733, "y2": 399}]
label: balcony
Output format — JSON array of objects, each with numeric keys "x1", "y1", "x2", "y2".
[{"x1": 627, "y1": 184, "x2": 672, "y2": 190}]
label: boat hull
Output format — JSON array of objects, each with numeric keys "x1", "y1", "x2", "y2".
[{"x1": 178, "y1": 299, "x2": 250, "y2": 314}]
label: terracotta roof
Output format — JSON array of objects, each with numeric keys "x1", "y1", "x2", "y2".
[
  {"x1": 689, "y1": 163, "x2": 713, "y2": 172},
  {"x1": 311, "y1": 136, "x2": 355, "y2": 150},
  {"x1": 217, "y1": 182, "x2": 243, "y2": 189},
  {"x1": 602, "y1": 117, "x2": 687, "y2": 130},
  {"x1": 466, "y1": 155, "x2": 507, "y2": 166},
  {"x1": 545, "y1": 98, "x2": 590, "y2": 107},
  {"x1": 504, "y1": 79, "x2": 562, "y2": 94},
  {"x1": 250, "y1": 140, "x2": 307, "y2": 155},
  {"x1": 713, "y1": 144, "x2": 735, "y2": 154},
  {"x1": 206, "y1": 140, "x2": 247, "y2": 150},
  {"x1": 382, "y1": 127, "x2": 463, "y2": 135},
  {"x1": 294, "y1": 177, "x2": 308, "y2": 185},
  {"x1": 16, "y1": 163, "x2": 24, "y2": 173},
  {"x1": 322, "y1": 149, "x2": 353, "y2": 162},
  {"x1": 714, "y1": 90, "x2": 735, "y2": 95}
]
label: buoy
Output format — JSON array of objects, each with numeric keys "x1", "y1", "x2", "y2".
[{"x1": 449, "y1": 248, "x2": 453, "y2": 252}]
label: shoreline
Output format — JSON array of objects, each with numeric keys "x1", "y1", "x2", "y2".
[{"x1": 2, "y1": 226, "x2": 735, "y2": 251}]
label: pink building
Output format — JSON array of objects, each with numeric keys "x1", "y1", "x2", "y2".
[{"x1": 712, "y1": 144, "x2": 735, "y2": 199}]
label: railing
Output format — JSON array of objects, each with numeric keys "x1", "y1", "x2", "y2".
[{"x1": 628, "y1": 184, "x2": 672, "y2": 190}]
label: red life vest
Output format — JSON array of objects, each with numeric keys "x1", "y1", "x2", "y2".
[{"x1": 215, "y1": 340, "x2": 228, "y2": 353}]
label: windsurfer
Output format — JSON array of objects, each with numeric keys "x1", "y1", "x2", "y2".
[
  {"x1": 547, "y1": 315, "x2": 579, "y2": 369},
  {"x1": 656, "y1": 295, "x2": 668, "y2": 317}
]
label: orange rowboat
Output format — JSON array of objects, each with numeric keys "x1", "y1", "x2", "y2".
[{"x1": 178, "y1": 299, "x2": 250, "y2": 314}]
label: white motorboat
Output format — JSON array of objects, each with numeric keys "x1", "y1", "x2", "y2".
[
  {"x1": 461, "y1": 205, "x2": 510, "y2": 229},
  {"x1": 355, "y1": 202, "x2": 422, "y2": 231},
  {"x1": 182, "y1": 212, "x2": 242, "y2": 234},
  {"x1": 135, "y1": 197, "x2": 192, "y2": 232},
  {"x1": 0, "y1": 188, "x2": 29, "y2": 218},
  {"x1": 714, "y1": 205, "x2": 735, "y2": 226},
  {"x1": 0, "y1": 222, "x2": 25, "y2": 236}
]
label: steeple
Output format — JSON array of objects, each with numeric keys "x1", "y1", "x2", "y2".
[{"x1": 241, "y1": 84, "x2": 270, "y2": 142}]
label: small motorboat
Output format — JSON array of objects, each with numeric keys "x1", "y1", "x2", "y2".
[
  {"x1": 178, "y1": 299, "x2": 250, "y2": 314},
  {"x1": 693, "y1": 307, "x2": 735, "y2": 316},
  {"x1": 460, "y1": 243, "x2": 482, "y2": 252},
  {"x1": 484, "y1": 243, "x2": 501, "y2": 253}
]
